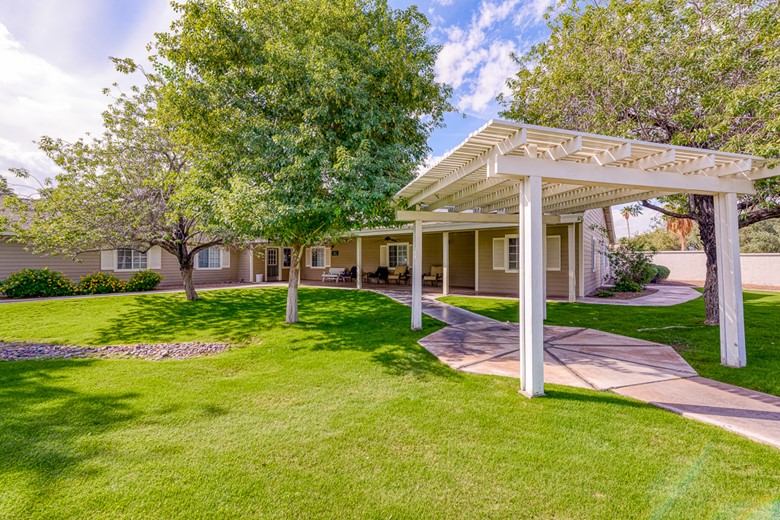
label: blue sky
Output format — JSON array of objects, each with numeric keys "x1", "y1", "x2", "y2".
[{"x1": 0, "y1": 0, "x2": 652, "y2": 236}]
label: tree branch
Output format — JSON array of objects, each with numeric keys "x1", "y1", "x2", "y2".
[
  {"x1": 739, "y1": 208, "x2": 780, "y2": 228},
  {"x1": 640, "y1": 200, "x2": 695, "y2": 221}
]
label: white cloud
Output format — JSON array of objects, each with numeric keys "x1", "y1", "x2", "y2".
[
  {"x1": 513, "y1": 0, "x2": 556, "y2": 29},
  {"x1": 434, "y1": 0, "x2": 536, "y2": 116},
  {"x1": 0, "y1": 2, "x2": 176, "y2": 196}
]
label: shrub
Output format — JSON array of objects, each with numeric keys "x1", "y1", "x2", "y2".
[
  {"x1": 77, "y1": 272, "x2": 127, "y2": 295},
  {"x1": 641, "y1": 264, "x2": 659, "y2": 285},
  {"x1": 653, "y1": 264, "x2": 671, "y2": 282},
  {"x1": 595, "y1": 288, "x2": 615, "y2": 298},
  {"x1": 0, "y1": 268, "x2": 75, "y2": 298},
  {"x1": 603, "y1": 238, "x2": 655, "y2": 290},
  {"x1": 614, "y1": 279, "x2": 643, "y2": 293},
  {"x1": 126, "y1": 270, "x2": 163, "y2": 292}
]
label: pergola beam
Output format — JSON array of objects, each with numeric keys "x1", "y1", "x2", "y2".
[
  {"x1": 585, "y1": 142, "x2": 631, "y2": 166},
  {"x1": 545, "y1": 135, "x2": 582, "y2": 161},
  {"x1": 456, "y1": 185, "x2": 519, "y2": 212},
  {"x1": 396, "y1": 210, "x2": 521, "y2": 224},
  {"x1": 408, "y1": 153, "x2": 487, "y2": 206},
  {"x1": 427, "y1": 177, "x2": 507, "y2": 211},
  {"x1": 551, "y1": 191, "x2": 665, "y2": 214},
  {"x1": 489, "y1": 155, "x2": 756, "y2": 194},
  {"x1": 625, "y1": 149, "x2": 676, "y2": 170}
]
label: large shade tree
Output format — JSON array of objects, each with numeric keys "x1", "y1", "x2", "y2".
[
  {"x1": 152, "y1": 0, "x2": 451, "y2": 322},
  {"x1": 8, "y1": 61, "x2": 244, "y2": 301},
  {"x1": 501, "y1": 0, "x2": 780, "y2": 324}
]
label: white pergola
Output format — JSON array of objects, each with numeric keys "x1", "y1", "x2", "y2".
[{"x1": 395, "y1": 120, "x2": 774, "y2": 397}]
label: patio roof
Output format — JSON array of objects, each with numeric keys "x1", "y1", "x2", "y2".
[{"x1": 396, "y1": 120, "x2": 774, "y2": 216}]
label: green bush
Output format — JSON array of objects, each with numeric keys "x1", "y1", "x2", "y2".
[
  {"x1": 641, "y1": 264, "x2": 659, "y2": 284},
  {"x1": 76, "y1": 272, "x2": 127, "y2": 295},
  {"x1": 595, "y1": 288, "x2": 615, "y2": 298},
  {"x1": 653, "y1": 264, "x2": 671, "y2": 282},
  {"x1": 603, "y1": 238, "x2": 655, "y2": 290},
  {"x1": 126, "y1": 270, "x2": 163, "y2": 292},
  {"x1": 0, "y1": 268, "x2": 75, "y2": 298},
  {"x1": 614, "y1": 278, "x2": 643, "y2": 293}
]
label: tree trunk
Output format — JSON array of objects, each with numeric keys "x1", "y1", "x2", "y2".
[
  {"x1": 694, "y1": 195, "x2": 718, "y2": 325},
  {"x1": 625, "y1": 217, "x2": 631, "y2": 237},
  {"x1": 680, "y1": 234, "x2": 686, "y2": 251},
  {"x1": 180, "y1": 265, "x2": 199, "y2": 301},
  {"x1": 286, "y1": 244, "x2": 301, "y2": 323}
]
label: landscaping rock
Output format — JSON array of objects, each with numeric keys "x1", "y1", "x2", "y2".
[{"x1": 0, "y1": 341, "x2": 230, "y2": 361}]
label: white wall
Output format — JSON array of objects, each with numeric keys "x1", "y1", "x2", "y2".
[{"x1": 652, "y1": 251, "x2": 780, "y2": 287}]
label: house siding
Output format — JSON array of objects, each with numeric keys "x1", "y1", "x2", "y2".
[
  {"x1": 0, "y1": 239, "x2": 245, "y2": 288},
  {"x1": 582, "y1": 209, "x2": 609, "y2": 296}
]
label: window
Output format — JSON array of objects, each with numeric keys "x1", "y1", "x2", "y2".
[
  {"x1": 310, "y1": 246, "x2": 326, "y2": 268},
  {"x1": 282, "y1": 248, "x2": 292, "y2": 268},
  {"x1": 506, "y1": 237, "x2": 519, "y2": 272},
  {"x1": 267, "y1": 248, "x2": 278, "y2": 266},
  {"x1": 388, "y1": 243, "x2": 408, "y2": 268},
  {"x1": 546, "y1": 235, "x2": 561, "y2": 271},
  {"x1": 591, "y1": 237, "x2": 597, "y2": 273},
  {"x1": 197, "y1": 247, "x2": 222, "y2": 269},
  {"x1": 117, "y1": 248, "x2": 147, "y2": 271}
]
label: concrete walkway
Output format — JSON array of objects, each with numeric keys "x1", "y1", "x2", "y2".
[
  {"x1": 376, "y1": 289, "x2": 780, "y2": 450},
  {"x1": 577, "y1": 283, "x2": 702, "y2": 306}
]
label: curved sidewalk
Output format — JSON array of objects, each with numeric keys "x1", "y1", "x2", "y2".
[
  {"x1": 377, "y1": 289, "x2": 780, "y2": 450},
  {"x1": 577, "y1": 283, "x2": 702, "y2": 306}
]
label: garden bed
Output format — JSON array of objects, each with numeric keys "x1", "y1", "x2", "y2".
[
  {"x1": 0, "y1": 341, "x2": 230, "y2": 361},
  {"x1": 591, "y1": 286, "x2": 659, "y2": 300}
]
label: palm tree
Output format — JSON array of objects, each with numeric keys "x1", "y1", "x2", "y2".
[
  {"x1": 665, "y1": 217, "x2": 694, "y2": 251},
  {"x1": 620, "y1": 205, "x2": 642, "y2": 237}
]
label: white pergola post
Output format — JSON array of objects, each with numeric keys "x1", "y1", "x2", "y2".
[
  {"x1": 474, "y1": 230, "x2": 480, "y2": 292},
  {"x1": 714, "y1": 192, "x2": 747, "y2": 367},
  {"x1": 568, "y1": 223, "x2": 576, "y2": 302},
  {"x1": 542, "y1": 221, "x2": 547, "y2": 319},
  {"x1": 411, "y1": 220, "x2": 423, "y2": 331},
  {"x1": 519, "y1": 176, "x2": 545, "y2": 397},
  {"x1": 577, "y1": 222, "x2": 585, "y2": 298},
  {"x1": 442, "y1": 232, "x2": 450, "y2": 296},
  {"x1": 356, "y1": 237, "x2": 363, "y2": 290}
]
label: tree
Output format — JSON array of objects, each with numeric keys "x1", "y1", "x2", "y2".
[
  {"x1": 152, "y1": 0, "x2": 451, "y2": 322},
  {"x1": 501, "y1": 0, "x2": 780, "y2": 324},
  {"x1": 740, "y1": 220, "x2": 780, "y2": 253},
  {"x1": 8, "y1": 60, "x2": 243, "y2": 301},
  {"x1": 620, "y1": 205, "x2": 641, "y2": 237},
  {"x1": 665, "y1": 216, "x2": 695, "y2": 251}
]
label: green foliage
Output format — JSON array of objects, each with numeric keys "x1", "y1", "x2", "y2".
[
  {"x1": 152, "y1": 0, "x2": 451, "y2": 247},
  {"x1": 633, "y1": 227, "x2": 701, "y2": 251},
  {"x1": 740, "y1": 220, "x2": 780, "y2": 253},
  {"x1": 76, "y1": 272, "x2": 127, "y2": 295},
  {"x1": 0, "y1": 268, "x2": 75, "y2": 298},
  {"x1": 126, "y1": 270, "x2": 164, "y2": 292},
  {"x1": 641, "y1": 264, "x2": 659, "y2": 285},
  {"x1": 604, "y1": 239, "x2": 655, "y2": 290},
  {"x1": 653, "y1": 264, "x2": 671, "y2": 282},
  {"x1": 613, "y1": 279, "x2": 644, "y2": 293},
  {"x1": 595, "y1": 288, "x2": 615, "y2": 298}
]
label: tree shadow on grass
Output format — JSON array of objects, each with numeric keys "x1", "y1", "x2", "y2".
[
  {"x1": 0, "y1": 359, "x2": 140, "y2": 488},
  {"x1": 94, "y1": 287, "x2": 457, "y2": 379}
]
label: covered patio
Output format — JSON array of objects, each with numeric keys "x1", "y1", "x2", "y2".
[{"x1": 394, "y1": 120, "x2": 773, "y2": 397}]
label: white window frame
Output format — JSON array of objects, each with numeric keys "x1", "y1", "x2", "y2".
[
  {"x1": 282, "y1": 247, "x2": 292, "y2": 268},
  {"x1": 505, "y1": 235, "x2": 519, "y2": 273},
  {"x1": 116, "y1": 248, "x2": 148, "y2": 272},
  {"x1": 591, "y1": 237, "x2": 597, "y2": 273},
  {"x1": 546, "y1": 235, "x2": 562, "y2": 272},
  {"x1": 388, "y1": 243, "x2": 409, "y2": 268},
  {"x1": 196, "y1": 247, "x2": 222, "y2": 270},
  {"x1": 310, "y1": 246, "x2": 327, "y2": 269}
]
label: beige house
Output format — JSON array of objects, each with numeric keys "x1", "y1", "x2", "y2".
[{"x1": 263, "y1": 207, "x2": 613, "y2": 301}]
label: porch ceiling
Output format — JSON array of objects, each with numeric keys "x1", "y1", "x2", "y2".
[{"x1": 396, "y1": 120, "x2": 774, "y2": 216}]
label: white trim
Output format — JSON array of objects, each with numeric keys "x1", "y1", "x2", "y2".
[
  {"x1": 411, "y1": 220, "x2": 423, "y2": 331},
  {"x1": 504, "y1": 234, "x2": 518, "y2": 273},
  {"x1": 474, "y1": 230, "x2": 479, "y2": 292},
  {"x1": 115, "y1": 248, "x2": 149, "y2": 272},
  {"x1": 442, "y1": 232, "x2": 450, "y2": 296},
  {"x1": 195, "y1": 246, "x2": 222, "y2": 270},
  {"x1": 308, "y1": 246, "x2": 328, "y2": 269},
  {"x1": 568, "y1": 224, "x2": 576, "y2": 302}
]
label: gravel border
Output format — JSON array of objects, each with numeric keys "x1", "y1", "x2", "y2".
[{"x1": 0, "y1": 341, "x2": 230, "y2": 361}]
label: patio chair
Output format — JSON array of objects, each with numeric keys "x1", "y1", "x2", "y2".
[
  {"x1": 423, "y1": 265, "x2": 443, "y2": 286},
  {"x1": 367, "y1": 266, "x2": 389, "y2": 284},
  {"x1": 387, "y1": 265, "x2": 409, "y2": 285},
  {"x1": 322, "y1": 267, "x2": 346, "y2": 283}
]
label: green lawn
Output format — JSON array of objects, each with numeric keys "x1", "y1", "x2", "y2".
[
  {"x1": 440, "y1": 290, "x2": 780, "y2": 397},
  {"x1": 1, "y1": 287, "x2": 779, "y2": 518}
]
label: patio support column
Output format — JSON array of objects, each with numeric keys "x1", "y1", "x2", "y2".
[
  {"x1": 542, "y1": 222, "x2": 547, "y2": 319},
  {"x1": 249, "y1": 246, "x2": 255, "y2": 283},
  {"x1": 577, "y1": 223, "x2": 585, "y2": 298},
  {"x1": 356, "y1": 237, "x2": 363, "y2": 290},
  {"x1": 442, "y1": 232, "x2": 450, "y2": 296},
  {"x1": 519, "y1": 175, "x2": 545, "y2": 397},
  {"x1": 714, "y1": 192, "x2": 746, "y2": 367},
  {"x1": 411, "y1": 219, "x2": 423, "y2": 331},
  {"x1": 474, "y1": 230, "x2": 480, "y2": 292},
  {"x1": 568, "y1": 224, "x2": 576, "y2": 302}
]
